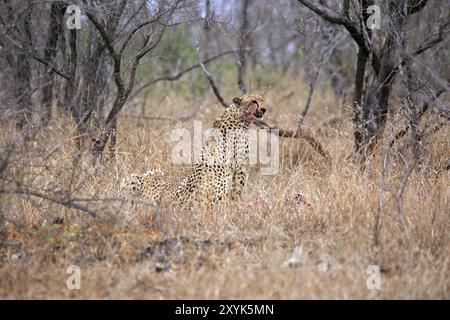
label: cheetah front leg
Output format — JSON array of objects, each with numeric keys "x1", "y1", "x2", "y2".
[{"x1": 230, "y1": 168, "x2": 247, "y2": 200}]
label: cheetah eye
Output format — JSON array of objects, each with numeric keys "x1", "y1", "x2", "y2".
[{"x1": 251, "y1": 100, "x2": 260, "y2": 109}]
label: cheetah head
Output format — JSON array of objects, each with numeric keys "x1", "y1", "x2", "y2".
[{"x1": 232, "y1": 93, "x2": 267, "y2": 123}]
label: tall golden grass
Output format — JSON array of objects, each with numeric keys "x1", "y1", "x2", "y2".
[{"x1": 0, "y1": 79, "x2": 448, "y2": 299}]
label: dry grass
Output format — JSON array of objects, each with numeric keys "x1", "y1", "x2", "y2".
[{"x1": 0, "y1": 82, "x2": 448, "y2": 299}]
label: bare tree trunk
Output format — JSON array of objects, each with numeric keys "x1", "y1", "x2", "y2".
[
  {"x1": 237, "y1": 0, "x2": 250, "y2": 94},
  {"x1": 14, "y1": 6, "x2": 33, "y2": 130},
  {"x1": 40, "y1": 1, "x2": 66, "y2": 125},
  {"x1": 95, "y1": 53, "x2": 112, "y2": 128},
  {"x1": 108, "y1": 118, "x2": 118, "y2": 161},
  {"x1": 352, "y1": 48, "x2": 368, "y2": 155},
  {"x1": 204, "y1": 0, "x2": 212, "y2": 32},
  {"x1": 71, "y1": 24, "x2": 106, "y2": 152},
  {"x1": 362, "y1": 2, "x2": 406, "y2": 157},
  {"x1": 64, "y1": 28, "x2": 77, "y2": 115},
  {"x1": 92, "y1": 95, "x2": 128, "y2": 168},
  {"x1": 400, "y1": 0, "x2": 424, "y2": 169}
]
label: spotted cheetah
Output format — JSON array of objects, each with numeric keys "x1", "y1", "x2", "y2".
[{"x1": 119, "y1": 93, "x2": 268, "y2": 209}]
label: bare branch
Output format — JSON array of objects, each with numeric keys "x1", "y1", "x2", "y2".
[
  {"x1": 297, "y1": 0, "x2": 380, "y2": 74},
  {"x1": 131, "y1": 50, "x2": 236, "y2": 98},
  {"x1": 390, "y1": 88, "x2": 447, "y2": 147},
  {"x1": 411, "y1": 24, "x2": 449, "y2": 57},
  {"x1": 195, "y1": 44, "x2": 229, "y2": 108},
  {"x1": 118, "y1": 17, "x2": 160, "y2": 56},
  {"x1": 411, "y1": 0, "x2": 429, "y2": 14},
  {"x1": 4, "y1": 34, "x2": 71, "y2": 80},
  {"x1": 299, "y1": 32, "x2": 344, "y2": 126},
  {"x1": 297, "y1": 0, "x2": 345, "y2": 25}
]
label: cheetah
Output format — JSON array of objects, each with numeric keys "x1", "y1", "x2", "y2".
[{"x1": 119, "y1": 93, "x2": 268, "y2": 209}]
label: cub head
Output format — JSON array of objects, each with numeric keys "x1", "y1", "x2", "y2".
[{"x1": 232, "y1": 93, "x2": 267, "y2": 123}]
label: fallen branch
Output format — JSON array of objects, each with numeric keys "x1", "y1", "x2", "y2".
[
  {"x1": 0, "y1": 188, "x2": 97, "y2": 217},
  {"x1": 255, "y1": 120, "x2": 331, "y2": 161}
]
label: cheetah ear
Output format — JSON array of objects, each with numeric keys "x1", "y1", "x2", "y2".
[{"x1": 232, "y1": 97, "x2": 242, "y2": 106}]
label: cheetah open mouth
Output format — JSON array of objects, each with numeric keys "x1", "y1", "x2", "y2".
[{"x1": 253, "y1": 108, "x2": 267, "y2": 120}]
